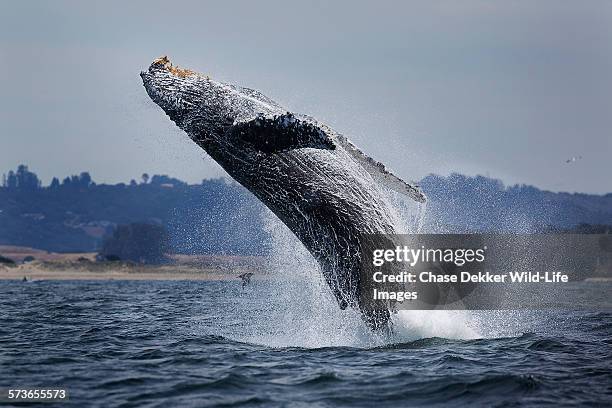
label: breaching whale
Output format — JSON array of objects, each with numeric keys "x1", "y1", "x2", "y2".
[{"x1": 141, "y1": 57, "x2": 426, "y2": 330}]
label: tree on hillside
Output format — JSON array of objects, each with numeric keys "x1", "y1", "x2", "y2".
[
  {"x1": 79, "y1": 172, "x2": 92, "y2": 188},
  {"x1": 100, "y1": 223, "x2": 169, "y2": 264},
  {"x1": 2, "y1": 165, "x2": 40, "y2": 190},
  {"x1": 150, "y1": 175, "x2": 186, "y2": 187},
  {"x1": 50, "y1": 177, "x2": 60, "y2": 189},
  {"x1": 4, "y1": 171, "x2": 17, "y2": 188},
  {"x1": 59, "y1": 172, "x2": 94, "y2": 189},
  {"x1": 16, "y1": 165, "x2": 41, "y2": 190}
]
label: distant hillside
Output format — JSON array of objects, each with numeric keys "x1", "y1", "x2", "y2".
[
  {"x1": 420, "y1": 173, "x2": 612, "y2": 232},
  {"x1": 0, "y1": 166, "x2": 268, "y2": 254},
  {"x1": 1, "y1": 166, "x2": 610, "y2": 254}
]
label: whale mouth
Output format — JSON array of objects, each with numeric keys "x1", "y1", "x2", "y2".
[
  {"x1": 140, "y1": 56, "x2": 213, "y2": 111},
  {"x1": 140, "y1": 56, "x2": 212, "y2": 129},
  {"x1": 141, "y1": 57, "x2": 193, "y2": 98}
]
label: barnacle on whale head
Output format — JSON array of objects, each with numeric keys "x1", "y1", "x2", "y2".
[{"x1": 150, "y1": 55, "x2": 204, "y2": 79}]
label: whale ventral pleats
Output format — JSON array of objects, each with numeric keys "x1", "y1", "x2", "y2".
[{"x1": 231, "y1": 113, "x2": 336, "y2": 153}]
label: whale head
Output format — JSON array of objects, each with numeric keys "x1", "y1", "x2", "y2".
[{"x1": 141, "y1": 56, "x2": 280, "y2": 141}]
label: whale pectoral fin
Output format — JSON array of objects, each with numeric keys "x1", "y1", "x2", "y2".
[
  {"x1": 230, "y1": 113, "x2": 336, "y2": 153},
  {"x1": 336, "y1": 135, "x2": 426, "y2": 203}
]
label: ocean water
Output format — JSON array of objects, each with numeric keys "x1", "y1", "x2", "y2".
[{"x1": 1, "y1": 279, "x2": 611, "y2": 407}]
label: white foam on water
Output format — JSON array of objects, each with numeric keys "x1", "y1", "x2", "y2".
[
  {"x1": 235, "y1": 211, "x2": 374, "y2": 348},
  {"x1": 231, "y1": 195, "x2": 486, "y2": 349},
  {"x1": 392, "y1": 310, "x2": 480, "y2": 341},
  {"x1": 215, "y1": 183, "x2": 545, "y2": 348},
  {"x1": 386, "y1": 192, "x2": 482, "y2": 342}
]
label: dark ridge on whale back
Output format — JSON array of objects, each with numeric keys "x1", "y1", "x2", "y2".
[{"x1": 1, "y1": 280, "x2": 611, "y2": 407}]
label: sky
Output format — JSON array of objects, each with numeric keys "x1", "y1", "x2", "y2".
[{"x1": 0, "y1": 1, "x2": 611, "y2": 193}]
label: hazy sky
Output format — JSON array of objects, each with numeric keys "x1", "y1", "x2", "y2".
[{"x1": 1, "y1": 1, "x2": 610, "y2": 193}]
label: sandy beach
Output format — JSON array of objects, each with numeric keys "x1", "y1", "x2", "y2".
[
  {"x1": 0, "y1": 264, "x2": 250, "y2": 281},
  {"x1": 0, "y1": 246, "x2": 263, "y2": 281}
]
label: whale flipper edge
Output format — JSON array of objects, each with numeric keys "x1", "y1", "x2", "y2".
[
  {"x1": 336, "y1": 135, "x2": 426, "y2": 203},
  {"x1": 231, "y1": 113, "x2": 336, "y2": 153}
]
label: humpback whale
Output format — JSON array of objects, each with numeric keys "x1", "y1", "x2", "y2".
[{"x1": 141, "y1": 57, "x2": 425, "y2": 330}]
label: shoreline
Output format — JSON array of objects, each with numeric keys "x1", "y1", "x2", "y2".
[
  {"x1": 2, "y1": 264, "x2": 611, "y2": 283},
  {"x1": 0, "y1": 247, "x2": 265, "y2": 281},
  {"x1": 0, "y1": 263, "x2": 260, "y2": 281}
]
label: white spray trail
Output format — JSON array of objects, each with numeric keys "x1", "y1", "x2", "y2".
[
  {"x1": 238, "y1": 210, "x2": 374, "y2": 348},
  {"x1": 233, "y1": 189, "x2": 481, "y2": 349},
  {"x1": 383, "y1": 190, "x2": 481, "y2": 341}
]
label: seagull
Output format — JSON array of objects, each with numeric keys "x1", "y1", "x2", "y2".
[
  {"x1": 237, "y1": 272, "x2": 254, "y2": 289},
  {"x1": 565, "y1": 155, "x2": 582, "y2": 164}
]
